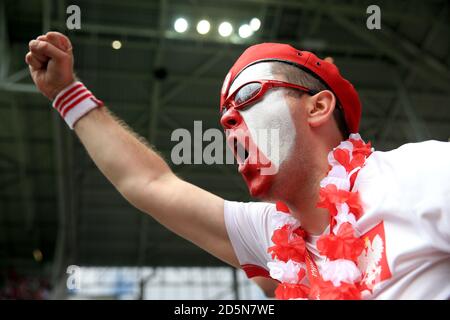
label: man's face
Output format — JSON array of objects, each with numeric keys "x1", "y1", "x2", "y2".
[{"x1": 220, "y1": 62, "x2": 300, "y2": 198}]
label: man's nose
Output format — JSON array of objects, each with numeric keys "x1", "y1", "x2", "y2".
[{"x1": 220, "y1": 108, "x2": 242, "y2": 129}]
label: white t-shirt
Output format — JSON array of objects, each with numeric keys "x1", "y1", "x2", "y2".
[{"x1": 224, "y1": 141, "x2": 450, "y2": 300}]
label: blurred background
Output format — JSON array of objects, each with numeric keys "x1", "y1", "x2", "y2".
[{"x1": 0, "y1": 0, "x2": 449, "y2": 299}]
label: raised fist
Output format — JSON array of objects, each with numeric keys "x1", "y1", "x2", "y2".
[{"x1": 25, "y1": 32, "x2": 75, "y2": 100}]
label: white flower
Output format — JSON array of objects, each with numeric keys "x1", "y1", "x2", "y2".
[
  {"x1": 332, "y1": 203, "x2": 357, "y2": 234},
  {"x1": 349, "y1": 133, "x2": 362, "y2": 141},
  {"x1": 267, "y1": 260, "x2": 306, "y2": 284},
  {"x1": 327, "y1": 151, "x2": 339, "y2": 167},
  {"x1": 320, "y1": 259, "x2": 361, "y2": 286},
  {"x1": 271, "y1": 211, "x2": 300, "y2": 230},
  {"x1": 337, "y1": 140, "x2": 354, "y2": 153},
  {"x1": 320, "y1": 164, "x2": 351, "y2": 191}
]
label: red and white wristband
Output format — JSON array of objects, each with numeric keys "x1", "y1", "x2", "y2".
[{"x1": 52, "y1": 81, "x2": 104, "y2": 129}]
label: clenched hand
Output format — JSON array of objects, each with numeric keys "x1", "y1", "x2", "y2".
[{"x1": 25, "y1": 31, "x2": 75, "y2": 100}]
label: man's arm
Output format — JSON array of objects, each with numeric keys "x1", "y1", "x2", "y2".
[
  {"x1": 75, "y1": 107, "x2": 239, "y2": 266},
  {"x1": 25, "y1": 31, "x2": 239, "y2": 267}
]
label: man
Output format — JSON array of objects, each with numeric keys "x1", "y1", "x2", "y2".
[{"x1": 25, "y1": 32, "x2": 450, "y2": 300}]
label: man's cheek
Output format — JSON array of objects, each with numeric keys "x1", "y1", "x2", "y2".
[{"x1": 240, "y1": 91, "x2": 296, "y2": 168}]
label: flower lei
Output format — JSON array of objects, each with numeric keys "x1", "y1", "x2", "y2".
[{"x1": 267, "y1": 134, "x2": 373, "y2": 300}]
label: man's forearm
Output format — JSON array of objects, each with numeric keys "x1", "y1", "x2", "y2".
[{"x1": 74, "y1": 107, "x2": 172, "y2": 196}]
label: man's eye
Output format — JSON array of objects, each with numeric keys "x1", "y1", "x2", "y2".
[{"x1": 234, "y1": 83, "x2": 261, "y2": 105}]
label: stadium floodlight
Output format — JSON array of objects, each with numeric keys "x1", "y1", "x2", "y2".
[
  {"x1": 112, "y1": 40, "x2": 122, "y2": 50},
  {"x1": 250, "y1": 18, "x2": 261, "y2": 31},
  {"x1": 238, "y1": 24, "x2": 253, "y2": 38},
  {"x1": 174, "y1": 17, "x2": 189, "y2": 33},
  {"x1": 197, "y1": 20, "x2": 211, "y2": 35},
  {"x1": 218, "y1": 22, "x2": 233, "y2": 37}
]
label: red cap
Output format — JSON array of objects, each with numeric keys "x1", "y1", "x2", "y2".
[{"x1": 220, "y1": 43, "x2": 362, "y2": 133}]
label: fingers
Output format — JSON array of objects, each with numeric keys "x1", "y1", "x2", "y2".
[
  {"x1": 25, "y1": 32, "x2": 75, "y2": 100},
  {"x1": 25, "y1": 51, "x2": 44, "y2": 70},
  {"x1": 29, "y1": 39, "x2": 66, "y2": 62},
  {"x1": 28, "y1": 40, "x2": 50, "y2": 64},
  {"x1": 26, "y1": 31, "x2": 72, "y2": 68},
  {"x1": 45, "y1": 32, "x2": 72, "y2": 52}
]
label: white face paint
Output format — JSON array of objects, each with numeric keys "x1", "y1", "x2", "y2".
[{"x1": 228, "y1": 62, "x2": 296, "y2": 168}]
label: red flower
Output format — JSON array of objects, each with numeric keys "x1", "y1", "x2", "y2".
[
  {"x1": 350, "y1": 153, "x2": 366, "y2": 169},
  {"x1": 317, "y1": 184, "x2": 363, "y2": 219},
  {"x1": 276, "y1": 201, "x2": 290, "y2": 213},
  {"x1": 333, "y1": 147, "x2": 369, "y2": 173},
  {"x1": 310, "y1": 279, "x2": 361, "y2": 300},
  {"x1": 349, "y1": 172, "x2": 358, "y2": 189},
  {"x1": 275, "y1": 283, "x2": 310, "y2": 300},
  {"x1": 316, "y1": 223, "x2": 365, "y2": 262},
  {"x1": 350, "y1": 138, "x2": 372, "y2": 158},
  {"x1": 271, "y1": 225, "x2": 290, "y2": 244},
  {"x1": 346, "y1": 190, "x2": 363, "y2": 219},
  {"x1": 267, "y1": 225, "x2": 306, "y2": 263},
  {"x1": 297, "y1": 267, "x2": 306, "y2": 281},
  {"x1": 317, "y1": 184, "x2": 342, "y2": 216},
  {"x1": 333, "y1": 148, "x2": 350, "y2": 169}
]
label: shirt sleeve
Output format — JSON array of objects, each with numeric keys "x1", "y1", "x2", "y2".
[
  {"x1": 373, "y1": 140, "x2": 450, "y2": 253},
  {"x1": 224, "y1": 200, "x2": 276, "y2": 278},
  {"x1": 411, "y1": 141, "x2": 450, "y2": 253}
]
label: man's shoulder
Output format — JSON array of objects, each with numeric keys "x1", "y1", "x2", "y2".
[
  {"x1": 384, "y1": 140, "x2": 449, "y2": 156},
  {"x1": 369, "y1": 140, "x2": 450, "y2": 171},
  {"x1": 358, "y1": 140, "x2": 450, "y2": 196}
]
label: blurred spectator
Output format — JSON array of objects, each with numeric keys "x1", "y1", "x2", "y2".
[{"x1": 0, "y1": 269, "x2": 51, "y2": 300}]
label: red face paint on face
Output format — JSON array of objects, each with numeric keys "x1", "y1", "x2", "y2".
[{"x1": 221, "y1": 108, "x2": 275, "y2": 197}]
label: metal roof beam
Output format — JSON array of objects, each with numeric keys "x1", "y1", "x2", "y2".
[
  {"x1": 0, "y1": 0, "x2": 9, "y2": 80},
  {"x1": 239, "y1": 0, "x2": 439, "y2": 25},
  {"x1": 375, "y1": 1, "x2": 449, "y2": 146},
  {"x1": 137, "y1": 0, "x2": 168, "y2": 268},
  {"x1": 160, "y1": 50, "x2": 226, "y2": 104},
  {"x1": 10, "y1": 98, "x2": 37, "y2": 233},
  {"x1": 0, "y1": 82, "x2": 39, "y2": 94},
  {"x1": 395, "y1": 76, "x2": 431, "y2": 141},
  {"x1": 328, "y1": 12, "x2": 450, "y2": 93},
  {"x1": 78, "y1": 0, "x2": 441, "y2": 25}
]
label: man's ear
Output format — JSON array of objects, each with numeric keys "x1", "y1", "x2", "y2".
[{"x1": 306, "y1": 90, "x2": 336, "y2": 128}]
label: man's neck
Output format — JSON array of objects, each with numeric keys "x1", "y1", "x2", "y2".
[
  {"x1": 291, "y1": 200, "x2": 330, "y2": 236},
  {"x1": 288, "y1": 174, "x2": 330, "y2": 236},
  {"x1": 285, "y1": 133, "x2": 343, "y2": 235}
]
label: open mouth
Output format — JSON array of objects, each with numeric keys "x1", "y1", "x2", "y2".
[{"x1": 233, "y1": 138, "x2": 249, "y2": 165}]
